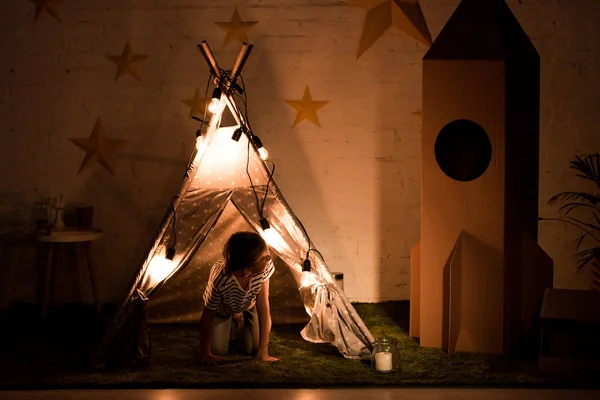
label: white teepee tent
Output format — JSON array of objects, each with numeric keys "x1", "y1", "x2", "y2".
[{"x1": 92, "y1": 42, "x2": 374, "y2": 369}]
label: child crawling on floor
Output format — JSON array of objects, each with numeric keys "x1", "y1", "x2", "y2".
[{"x1": 199, "y1": 231, "x2": 279, "y2": 365}]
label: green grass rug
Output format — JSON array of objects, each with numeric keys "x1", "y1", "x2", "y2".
[{"x1": 0, "y1": 302, "x2": 596, "y2": 389}]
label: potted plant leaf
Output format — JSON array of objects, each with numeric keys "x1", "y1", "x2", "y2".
[{"x1": 539, "y1": 153, "x2": 600, "y2": 290}]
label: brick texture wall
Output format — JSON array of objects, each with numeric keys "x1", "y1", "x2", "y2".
[{"x1": 0, "y1": 0, "x2": 599, "y2": 307}]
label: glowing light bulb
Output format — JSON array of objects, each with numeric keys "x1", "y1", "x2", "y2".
[
  {"x1": 196, "y1": 136, "x2": 206, "y2": 152},
  {"x1": 258, "y1": 147, "x2": 269, "y2": 160},
  {"x1": 148, "y1": 256, "x2": 175, "y2": 286},
  {"x1": 252, "y1": 136, "x2": 268, "y2": 160},
  {"x1": 208, "y1": 98, "x2": 219, "y2": 113},
  {"x1": 301, "y1": 271, "x2": 312, "y2": 287},
  {"x1": 300, "y1": 258, "x2": 315, "y2": 287},
  {"x1": 208, "y1": 87, "x2": 222, "y2": 114},
  {"x1": 261, "y1": 226, "x2": 287, "y2": 251},
  {"x1": 262, "y1": 227, "x2": 277, "y2": 247}
]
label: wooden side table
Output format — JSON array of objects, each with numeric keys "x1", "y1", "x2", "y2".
[{"x1": 36, "y1": 228, "x2": 104, "y2": 318}]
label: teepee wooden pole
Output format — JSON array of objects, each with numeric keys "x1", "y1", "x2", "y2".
[
  {"x1": 230, "y1": 43, "x2": 253, "y2": 88},
  {"x1": 197, "y1": 40, "x2": 222, "y2": 83}
]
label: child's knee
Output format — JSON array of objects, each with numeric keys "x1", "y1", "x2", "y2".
[
  {"x1": 210, "y1": 341, "x2": 229, "y2": 356},
  {"x1": 242, "y1": 341, "x2": 256, "y2": 356}
]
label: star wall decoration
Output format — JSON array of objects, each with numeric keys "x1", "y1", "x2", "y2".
[
  {"x1": 349, "y1": 0, "x2": 432, "y2": 59},
  {"x1": 215, "y1": 8, "x2": 258, "y2": 48},
  {"x1": 285, "y1": 86, "x2": 329, "y2": 128},
  {"x1": 69, "y1": 118, "x2": 127, "y2": 176},
  {"x1": 31, "y1": 0, "x2": 61, "y2": 22},
  {"x1": 182, "y1": 87, "x2": 208, "y2": 120},
  {"x1": 106, "y1": 42, "x2": 149, "y2": 82}
]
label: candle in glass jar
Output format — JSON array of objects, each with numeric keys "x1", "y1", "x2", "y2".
[{"x1": 375, "y1": 351, "x2": 393, "y2": 372}]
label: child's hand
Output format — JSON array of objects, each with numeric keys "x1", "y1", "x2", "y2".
[
  {"x1": 257, "y1": 355, "x2": 279, "y2": 362},
  {"x1": 200, "y1": 352, "x2": 222, "y2": 366},
  {"x1": 256, "y1": 348, "x2": 279, "y2": 362}
]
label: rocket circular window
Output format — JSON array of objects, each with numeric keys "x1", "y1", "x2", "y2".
[{"x1": 434, "y1": 119, "x2": 492, "y2": 182}]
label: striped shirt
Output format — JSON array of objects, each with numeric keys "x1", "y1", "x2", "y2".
[{"x1": 203, "y1": 258, "x2": 275, "y2": 317}]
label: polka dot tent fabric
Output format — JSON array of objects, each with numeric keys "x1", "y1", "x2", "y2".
[{"x1": 94, "y1": 125, "x2": 374, "y2": 368}]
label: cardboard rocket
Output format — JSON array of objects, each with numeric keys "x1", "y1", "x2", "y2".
[{"x1": 410, "y1": 0, "x2": 554, "y2": 355}]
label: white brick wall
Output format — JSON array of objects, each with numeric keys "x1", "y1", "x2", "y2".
[{"x1": 1, "y1": 0, "x2": 599, "y2": 308}]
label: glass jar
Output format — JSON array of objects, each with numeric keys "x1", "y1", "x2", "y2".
[{"x1": 371, "y1": 336, "x2": 401, "y2": 373}]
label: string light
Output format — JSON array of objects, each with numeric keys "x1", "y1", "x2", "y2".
[
  {"x1": 301, "y1": 258, "x2": 312, "y2": 286},
  {"x1": 232, "y1": 127, "x2": 243, "y2": 141},
  {"x1": 260, "y1": 217, "x2": 270, "y2": 230},
  {"x1": 148, "y1": 200, "x2": 178, "y2": 287},
  {"x1": 253, "y1": 135, "x2": 269, "y2": 160},
  {"x1": 208, "y1": 87, "x2": 222, "y2": 113},
  {"x1": 195, "y1": 131, "x2": 206, "y2": 152},
  {"x1": 166, "y1": 246, "x2": 175, "y2": 261}
]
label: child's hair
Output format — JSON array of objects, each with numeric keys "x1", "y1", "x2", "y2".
[{"x1": 223, "y1": 231, "x2": 267, "y2": 274}]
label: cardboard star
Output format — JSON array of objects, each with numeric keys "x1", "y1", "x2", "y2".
[
  {"x1": 285, "y1": 86, "x2": 329, "y2": 128},
  {"x1": 69, "y1": 118, "x2": 127, "y2": 176},
  {"x1": 31, "y1": 0, "x2": 61, "y2": 22},
  {"x1": 106, "y1": 42, "x2": 149, "y2": 82},
  {"x1": 349, "y1": 0, "x2": 432, "y2": 59},
  {"x1": 215, "y1": 8, "x2": 258, "y2": 48},
  {"x1": 182, "y1": 87, "x2": 208, "y2": 120}
]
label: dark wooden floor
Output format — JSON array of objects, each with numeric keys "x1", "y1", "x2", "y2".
[{"x1": 0, "y1": 389, "x2": 599, "y2": 400}]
